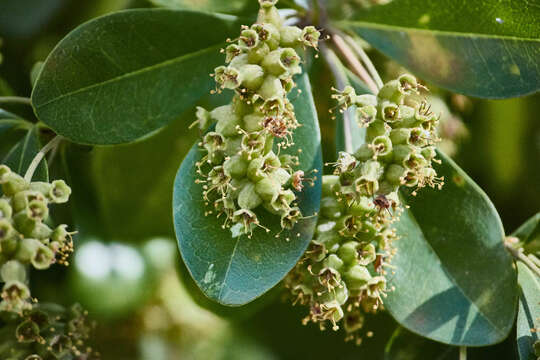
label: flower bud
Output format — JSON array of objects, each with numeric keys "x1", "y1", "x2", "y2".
[
  {"x1": 223, "y1": 155, "x2": 248, "y2": 179},
  {"x1": 269, "y1": 189, "x2": 295, "y2": 213},
  {"x1": 385, "y1": 164, "x2": 407, "y2": 185},
  {"x1": 195, "y1": 106, "x2": 212, "y2": 133},
  {"x1": 0, "y1": 198, "x2": 12, "y2": 219},
  {"x1": 1, "y1": 260, "x2": 26, "y2": 282},
  {"x1": 212, "y1": 105, "x2": 242, "y2": 137},
  {"x1": 354, "y1": 175, "x2": 378, "y2": 197},
  {"x1": 238, "y1": 64, "x2": 265, "y2": 90},
  {"x1": 243, "y1": 112, "x2": 264, "y2": 132},
  {"x1": 258, "y1": 75, "x2": 285, "y2": 100},
  {"x1": 0, "y1": 218, "x2": 14, "y2": 241},
  {"x1": 380, "y1": 101, "x2": 401, "y2": 123},
  {"x1": 322, "y1": 253, "x2": 344, "y2": 271},
  {"x1": 371, "y1": 135, "x2": 393, "y2": 158},
  {"x1": 29, "y1": 222, "x2": 53, "y2": 240},
  {"x1": 337, "y1": 241, "x2": 360, "y2": 265},
  {"x1": 255, "y1": 177, "x2": 281, "y2": 202},
  {"x1": 12, "y1": 190, "x2": 46, "y2": 213},
  {"x1": 257, "y1": 2, "x2": 282, "y2": 28},
  {"x1": 261, "y1": 48, "x2": 300, "y2": 77},
  {"x1": 247, "y1": 42, "x2": 270, "y2": 63},
  {"x1": 27, "y1": 199, "x2": 49, "y2": 222},
  {"x1": 279, "y1": 25, "x2": 302, "y2": 47},
  {"x1": 344, "y1": 264, "x2": 371, "y2": 291},
  {"x1": 1, "y1": 172, "x2": 28, "y2": 196},
  {"x1": 1, "y1": 280, "x2": 31, "y2": 311},
  {"x1": 238, "y1": 182, "x2": 263, "y2": 210},
  {"x1": 0, "y1": 164, "x2": 11, "y2": 180},
  {"x1": 232, "y1": 209, "x2": 258, "y2": 234}
]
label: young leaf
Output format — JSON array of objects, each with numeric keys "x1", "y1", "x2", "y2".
[
  {"x1": 173, "y1": 73, "x2": 323, "y2": 306},
  {"x1": 2, "y1": 126, "x2": 48, "y2": 181},
  {"x1": 337, "y1": 0, "x2": 540, "y2": 98},
  {"x1": 32, "y1": 9, "x2": 245, "y2": 145},
  {"x1": 385, "y1": 151, "x2": 517, "y2": 346},
  {"x1": 516, "y1": 262, "x2": 540, "y2": 360}
]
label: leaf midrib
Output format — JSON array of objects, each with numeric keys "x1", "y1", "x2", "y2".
[
  {"x1": 32, "y1": 43, "x2": 225, "y2": 109},
  {"x1": 339, "y1": 20, "x2": 540, "y2": 42},
  {"x1": 399, "y1": 205, "x2": 507, "y2": 340}
]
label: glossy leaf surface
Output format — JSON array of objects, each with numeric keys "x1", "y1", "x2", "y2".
[
  {"x1": 338, "y1": 0, "x2": 540, "y2": 98},
  {"x1": 386, "y1": 151, "x2": 517, "y2": 345},
  {"x1": 173, "y1": 73, "x2": 322, "y2": 306},
  {"x1": 32, "y1": 9, "x2": 244, "y2": 144}
]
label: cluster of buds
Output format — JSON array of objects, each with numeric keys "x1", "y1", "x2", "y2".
[
  {"x1": 285, "y1": 75, "x2": 443, "y2": 343},
  {"x1": 0, "y1": 165, "x2": 74, "y2": 313},
  {"x1": 0, "y1": 303, "x2": 99, "y2": 359},
  {"x1": 192, "y1": 0, "x2": 320, "y2": 237}
]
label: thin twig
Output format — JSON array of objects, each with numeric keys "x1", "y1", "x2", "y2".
[
  {"x1": 0, "y1": 96, "x2": 32, "y2": 106},
  {"x1": 459, "y1": 347, "x2": 467, "y2": 360},
  {"x1": 24, "y1": 135, "x2": 63, "y2": 182},
  {"x1": 505, "y1": 238, "x2": 540, "y2": 278},
  {"x1": 528, "y1": 254, "x2": 540, "y2": 268},
  {"x1": 330, "y1": 33, "x2": 379, "y2": 94},
  {"x1": 343, "y1": 34, "x2": 384, "y2": 90},
  {"x1": 321, "y1": 44, "x2": 353, "y2": 153}
]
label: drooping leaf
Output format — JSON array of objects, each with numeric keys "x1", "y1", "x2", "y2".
[
  {"x1": 337, "y1": 0, "x2": 540, "y2": 98},
  {"x1": 32, "y1": 9, "x2": 245, "y2": 145},
  {"x1": 2, "y1": 126, "x2": 48, "y2": 181},
  {"x1": 173, "y1": 73, "x2": 323, "y2": 306},
  {"x1": 516, "y1": 262, "x2": 540, "y2": 360},
  {"x1": 385, "y1": 151, "x2": 517, "y2": 346}
]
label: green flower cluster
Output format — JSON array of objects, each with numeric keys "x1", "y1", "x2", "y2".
[
  {"x1": 285, "y1": 74, "x2": 443, "y2": 343},
  {"x1": 0, "y1": 165, "x2": 74, "y2": 313},
  {"x1": 194, "y1": 0, "x2": 320, "y2": 237},
  {"x1": 0, "y1": 303, "x2": 98, "y2": 360}
]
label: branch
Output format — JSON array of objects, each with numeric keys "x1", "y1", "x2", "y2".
[
  {"x1": 505, "y1": 237, "x2": 540, "y2": 278},
  {"x1": 321, "y1": 44, "x2": 354, "y2": 153},
  {"x1": 0, "y1": 96, "x2": 32, "y2": 106},
  {"x1": 24, "y1": 135, "x2": 63, "y2": 182},
  {"x1": 330, "y1": 33, "x2": 379, "y2": 94},
  {"x1": 343, "y1": 34, "x2": 384, "y2": 90}
]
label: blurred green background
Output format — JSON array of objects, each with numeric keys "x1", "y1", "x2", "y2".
[{"x1": 0, "y1": 0, "x2": 538, "y2": 358}]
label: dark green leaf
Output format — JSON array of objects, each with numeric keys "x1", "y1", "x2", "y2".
[
  {"x1": 173, "y1": 73, "x2": 323, "y2": 306},
  {"x1": 2, "y1": 126, "x2": 48, "y2": 181},
  {"x1": 337, "y1": 0, "x2": 540, "y2": 98},
  {"x1": 516, "y1": 262, "x2": 540, "y2": 360},
  {"x1": 32, "y1": 9, "x2": 245, "y2": 145},
  {"x1": 386, "y1": 151, "x2": 517, "y2": 345}
]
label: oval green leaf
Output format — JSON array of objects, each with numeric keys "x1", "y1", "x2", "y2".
[
  {"x1": 2, "y1": 126, "x2": 48, "y2": 182},
  {"x1": 516, "y1": 262, "x2": 540, "y2": 360},
  {"x1": 337, "y1": 0, "x2": 540, "y2": 98},
  {"x1": 385, "y1": 151, "x2": 517, "y2": 345},
  {"x1": 385, "y1": 327, "x2": 458, "y2": 360},
  {"x1": 173, "y1": 73, "x2": 322, "y2": 306},
  {"x1": 32, "y1": 9, "x2": 245, "y2": 145}
]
